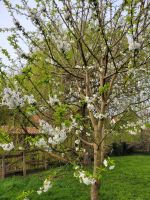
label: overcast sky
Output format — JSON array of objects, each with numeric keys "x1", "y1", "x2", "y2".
[
  {"x1": 0, "y1": 0, "x2": 14, "y2": 64},
  {"x1": 0, "y1": 0, "x2": 122, "y2": 67},
  {"x1": 0, "y1": 0, "x2": 35, "y2": 66}
]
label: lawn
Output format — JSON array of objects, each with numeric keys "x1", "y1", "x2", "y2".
[{"x1": 0, "y1": 155, "x2": 150, "y2": 200}]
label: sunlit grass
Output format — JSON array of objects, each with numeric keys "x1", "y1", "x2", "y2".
[{"x1": 0, "y1": 155, "x2": 150, "y2": 200}]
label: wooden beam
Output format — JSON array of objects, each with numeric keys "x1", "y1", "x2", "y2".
[
  {"x1": 2, "y1": 155, "x2": 5, "y2": 179},
  {"x1": 22, "y1": 151, "x2": 26, "y2": 176}
]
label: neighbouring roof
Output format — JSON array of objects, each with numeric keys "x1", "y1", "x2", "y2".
[
  {"x1": 31, "y1": 115, "x2": 41, "y2": 124},
  {"x1": 0, "y1": 114, "x2": 42, "y2": 135},
  {"x1": 0, "y1": 126, "x2": 39, "y2": 135}
]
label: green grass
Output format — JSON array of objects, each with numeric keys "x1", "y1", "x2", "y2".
[{"x1": 0, "y1": 155, "x2": 150, "y2": 200}]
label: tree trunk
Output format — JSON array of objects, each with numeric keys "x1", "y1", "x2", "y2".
[
  {"x1": 91, "y1": 125, "x2": 105, "y2": 200},
  {"x1": 91, "y1": 180, "x2": 100, "y2": 200}
]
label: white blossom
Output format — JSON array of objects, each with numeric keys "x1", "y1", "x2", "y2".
[
  {"x1": 85, "y1": 96, "x2": 89, "y2": 102},
  {"x1": 24, "y1": 94, "x2": 36, "y2": 104},
  {"x1": 103, "y1": 159, "x2": 108, "y2": 167},
  {"x1": 75, "y1": 166, "x2": 79, "y2": 170},
  {"x1": 35, "y1": 138, "x2": 49, "y2": 148},
  {"x1": 43, "y1": 179, "x2": 52, "y2": 192},
  {"x1": 39, "y1": 120, "x2": 67, "y2": 145},
  {"x1": 37, "y1": 189, "x2": 42, "y2": 195},
  {"x1": 37, "y1": 179, "x2": 52, "y2": 195},
  {"x1": 94, "y1": 113, "x2": 107, "y2": 119},
  {"x1": 0, "y1": 142, "x2": 14, "y2": 151},
  {"x1": 71, "y1": 118, "x2": 78, "y2": 128},
  {"x1": 129, "y1": 41, "x2": 141, "y2": 51},
  {"x1": 80, "y1": 126, "x2": 83, "y2": 131},
  {"x1": 61, "y1": 153, "x2": 65, "y2": 157},
  {"x1": 83, "y1": 148, "x2": 86, "y2": 153},
  {"x1": 87, "y1": 103, "x2": 95, "y2": 111},
  {"x1": 127, "y1": 34, "x2": 141, "y2": 51},
  {"x1": 75, "y1": 139, "x2": 80, "y2": 144},
  {"x1": 75, "y1": 147, "x2": 79, "y2": 151},
  {"x1": 48, "y1": 94, "x2": 60, "y2": 106},
  {"x1": 18, "y1": 146, "x2": 24, "y2": 150},
  {"x1": 75, "y1": 130, "x2": 80, "y2": 135},
  {"x1": 109, "y1": 165, "x2": 115, "y2": 170},
  {"x1": 103, "y1": 158, "x2": 115, "y2": 170},
  {"x1": 88, "y1": 65, "x2": 95, "y2": 70},
  {"x1": 2, "y1": 88, "x2": 24, "y2": 109},
  {"x1": 129, "y1": 130, "x2": 137, "y2": 135},
  {"x1": 75, "y1": 65, "x2": 82, "y2": 69},
  {"x1": 86, "y1": 132, "x2": 91, "y2": 136},
  {"x1": 78, "y1": 171, "x2": 96, "y2": 185},
  {"x1": 1, "y1": 88, "x2": 36, "y2": 109}
]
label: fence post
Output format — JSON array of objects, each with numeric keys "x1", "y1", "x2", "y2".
[
  {"x1": 22, "y1": 151, "x2": 26, "y2": 176},
  {"x1": 44, "y1": 152, "x2": 47, "y2": 170},
  {"x1": 2, "y1": 155, "x2": 5, "y2": 179}
]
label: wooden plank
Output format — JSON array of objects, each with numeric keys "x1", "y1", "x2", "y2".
[
  {"x1": 22, "y1": 151, "x2": 26, "y2": 176},
  {"x1": 26, "y1": 160, "x2": 44, "y2": 164},
  {"x1": 44, "y1": 153, "x2": 47, "y2": 170},
  {"x1": 1, "y1": 155, "x2": 5, "y2": 179},
  {"x1": 0, "y1": 149, "x2": 50, "y2": 178},
  {"x1": 0, "y1": 154, "x2": 22, "y2": 159}
]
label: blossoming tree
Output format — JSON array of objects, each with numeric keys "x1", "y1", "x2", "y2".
[{"x1": 0, "y1": 0, "x2": 150, "y2": 199}]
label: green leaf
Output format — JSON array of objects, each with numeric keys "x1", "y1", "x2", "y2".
[{"x1": 99, "y1": 83, "x2": 110, "y2": 95}]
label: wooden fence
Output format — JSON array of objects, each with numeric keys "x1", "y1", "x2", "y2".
[{"x1": 0, "y1": 149, "x2": 49, "y2": 179}]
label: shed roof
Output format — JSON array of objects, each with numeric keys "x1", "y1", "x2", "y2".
[{"x1": 0, "y1": 126, "x2": 39, "y2": 135}]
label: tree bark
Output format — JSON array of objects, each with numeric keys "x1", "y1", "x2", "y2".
[
  {"x1": 91, "y1": 124, "x2": 105, "y2": 200},
  {"x1": 91, "y1": 180, "x2": 100, "y2": 200}
]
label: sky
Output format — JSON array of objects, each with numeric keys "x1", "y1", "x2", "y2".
[
  {"x1": 0, "y1": 0, "x2": 123, "y2": 67},
  {"x1": 0, "y1": 0, "x2": 35, "y2": 67},
  {"x1": 0, "y1": 0, "x2": 14, "y2": 63}
]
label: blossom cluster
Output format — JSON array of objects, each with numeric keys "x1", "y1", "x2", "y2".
[
  {"x1": 1, "y1": 88, "x2": 36, "y2": 109},
  {"x1": 103, "y1": 157, "x2": 115, "y2": 170},
  {"x1": 78, "y1": 171, "x2": 96, "y2": 185},
  {"x1": 24, "y1": 94, "x2": 36, "y2": 105},
  {"x1": 74, "y1": 138, "x2": 81, "y2": 152},
  {"x1": 74, "y1": 124, "x2": 90, "y2": 152},
  {"x1": 129, "y1": 41, "x2": 141, "y2": 51},
  {"x1": 94, "y1": 113, "x2": 107, "y2": 119},
  {"x1": 35, "y1": 138, "x2": 49, "y2": 149},
  {"x1": 75, "y1": 139, "x2": 80, "y2": 145},
  {"x1": 127, "y1": 34, "x2": 141, "y2": 51},
  {"x1": 69, "y1": 117, "x2": 78, "y2": 131},
  {"x1": 37, "y1": 179, "x2": 52, "y2": 195},
  {"x1": 74, "y1": 167, "x2": 96, "y2": 185},
  {"x1": 86, "y1": 96, "x2": 107, "y2": 119},
  {"x1": 48, "y1": 94, "x2": 60, "y2": 106},
  {"x1": 118, "y1": 120, "x2": 144, "y2": 135},
  {"x1": 128, "y1": 130, "x2": 137, "y2": 135},
  {"x1": 0, "y1": 142, "x2": 14, "y2": 151},
  {"x1": 2, "y1": 88, "x2": 24, "y2": 109},
  {"x1": 39, "y1": 120, "x2": 67, "y2": 145},
  {"x1": 75, "y1": 65, "x2": 95, "y2": 70}
]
